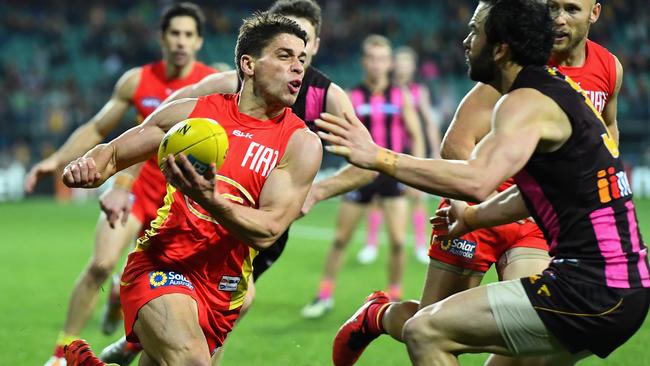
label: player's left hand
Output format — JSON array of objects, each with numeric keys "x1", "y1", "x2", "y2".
[
  {"x1": 163, "y1": 153, "x2": 219, "y2": 206},
  {"x1": 430, "y1": 199, "x2": 471, "y2": 241},
  {"x1": 315, "y1": 112, "x2": 379, "y2": 170}
]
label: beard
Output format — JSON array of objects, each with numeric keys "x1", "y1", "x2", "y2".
[{"x1": 468, "y1": 45, "x2": 497, "y2": 83}]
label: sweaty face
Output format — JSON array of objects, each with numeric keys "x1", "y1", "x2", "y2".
[
  {"x1": 161, "y1": 16, "x2": 203, "y2": 67},
  {"x1": 549, "y1": 0, "x2": 599, "y2": 55},
  {"x1": 285, "y1": 16, "x2": 319, "y2": 68},
  {"x1": 252, "y1": 33, "x2": 306, "y2": 108},
  {"x1": 463, "y1": 3, "x2": 496, "y2": 83},
  {"x1": 362, "y1": 44, "x2": 392, "y2": 82},
  {"x1": 394, "y1": 52, "x2": 416, "y2": 83}
]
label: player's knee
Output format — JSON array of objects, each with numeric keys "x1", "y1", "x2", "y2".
[
  {"x1": 402, "y1": 313, "x2": 448, "y2": 353},
  {"x1": 164, "y1": 345, "x2": 211, "y2": 366},
  {"x1": 333, "y1": 239, "x2": 347, "y2": 250},
  {"x1": 86, "y1": 259, "x2": 115, "y2": 283},
  {"x1": 389, "y1": 242, "x2": 404, "y2": 254}
]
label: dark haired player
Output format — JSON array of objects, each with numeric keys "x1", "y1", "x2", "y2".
[
  {"x1": 63, "y1": 12, "x2": 321, "y2": 366},
  {"x1": 318, "y1": 0, "x2": 649, "y2": 364},
  {"x1": 26, "y1": 3, "x2": 216, "y2": 365}
]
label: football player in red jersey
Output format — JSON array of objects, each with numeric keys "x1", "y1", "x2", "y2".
[
  {"x1": 329, "y1": 0, "x2": 625, "y2": 365},
  {"x1": 23, "y1": 3, "x2": 216, "y2": 366},
  {"x1": 63, "y1": 12, "x2": 321, "y2": 366}
]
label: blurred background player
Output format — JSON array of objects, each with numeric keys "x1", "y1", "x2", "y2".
[
  {"x1": 62, "y1": 12, "x2": 321, "y2": 365},
  {"x1": 22, "y1": 3, "x2": 216, "y2": 365},
  {"x1": 330, "y1": 0, "x2": 626, "y2": 365},
  {"x1": 357, "y1": 45, "x2": 442, "y2": 265},
  {"x1": 301, "y1": 34, "x2": 424, "y2": 319}
]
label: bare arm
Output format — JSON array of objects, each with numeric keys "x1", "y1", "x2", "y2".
[
  {"x1": 432, "y1": 186, "x2": 530, "y2": 240},
  {"x1": 24, "y1": 68, "x2": 140, "y2": 192},
  {"x1": 440, "y1": 82, "x2": 501, "y2": 160},
  {"x1": 417, "y1": 85, "x2": 442, "y2": 158},
  {"x1": 165, "y1": 128, "x2": 322, "y2": 250},
  {"x1": 601, "y1": 56, "x2": 623, "y2": 145},
  {"x1": 62, "y1": 98, "x2": 198, "y2": 188},
  {"x1": 162, "y1": 70, "x2": 239, "y2": 105},
  {"x1": 300, "y1": 83, "x2": 378, "y2": 215},
  {"x1": 316, "y1": 89, "x2": 571, "y2": 202}
]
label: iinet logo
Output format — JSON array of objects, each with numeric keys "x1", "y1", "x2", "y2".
[
  {"x1": 233, "y1": 130, "x2": 253, "y2": 139},
  {"x1": 597, "y1": 167, "x2": 632, "y2": 204}
]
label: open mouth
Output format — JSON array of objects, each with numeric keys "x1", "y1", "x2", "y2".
[
  {"x1": 288, "y1": 80, "x2": 302, "y2": 94},
  {"x1": 554, "y1": 31, "x2": 569, "y2": 42}
]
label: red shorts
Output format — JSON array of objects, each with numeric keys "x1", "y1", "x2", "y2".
[
  {"x1": 130, "y1": 158, "x2": 167, "y2": 232},
  {"x1": 428, "y1": 201, "x2": 548, "y2": 273},
  {"x1": 120, "y1": 251, "x2": 241, "y2": 354}
]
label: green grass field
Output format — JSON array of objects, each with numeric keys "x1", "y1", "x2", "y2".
[{"x1": 1, "y1": 197, "x2": 649, "y2": 365}]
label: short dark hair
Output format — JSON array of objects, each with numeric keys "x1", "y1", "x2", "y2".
[
  {"x1": 268, "y1": 0, "x2": 322, "y2": 37},
  {"x1": 482, "y1": 0, "x2": 554, "y2": 66},
  {"x1": 235, "y1": 11, "x2": 308, "y2": 79},
  {"x1": 160, "y1": 2, "x2": 205, "y2": 37}
]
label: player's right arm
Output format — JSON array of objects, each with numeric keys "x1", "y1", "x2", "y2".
[
  {"x1": 162, "y1": 70, "x2": 239, "y2": 105},
  {"x1": 24, "y1": 67, "x2": 141, "y2": 192},
  {"x1": 440, "y1": 82, "x2": 501, "y2": 160},
  {"x1": 61, "y1": 98, "x2": 198, "y2": 188}
]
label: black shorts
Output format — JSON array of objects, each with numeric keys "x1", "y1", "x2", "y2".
[
  {"x1": 252, "y1": 229, "x2": 289, "y2": 281},
  {"x1": 521, "y1": 264, "x2": 650, "y2": 358},
  {"x1": 343, "y1": 173, "x2": 405, "y2": 204}
]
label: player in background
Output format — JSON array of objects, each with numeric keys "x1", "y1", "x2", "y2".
[
  {"x1": 301, "y1": 34, "x2": 425, "y2": 319},
  {"x1": 23, "y1": 3, "x2": 216, "y2": 366},
  {"x1": 63, "y1": 12, "x2": 321, "y2": 366},
  {"x1": 358, "y1": 45, "x2": 442, "y2": 265},
  {"x1": 327, "y1": 0, "x2": 625, "y2": 365}
]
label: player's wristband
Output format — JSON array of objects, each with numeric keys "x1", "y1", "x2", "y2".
[
  {"x1": 375, "y1": 148, "x2": 398, "y2": 175},
  {"x1": 463, "y1": 205, "x2": 480, "y2": 231},
  {"x1": 113, "y1": 174, "x2": 135, "y2": 190}
]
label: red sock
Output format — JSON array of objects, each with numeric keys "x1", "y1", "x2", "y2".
[{"x1": 366, "y1": 301, "x2": 391, "y2": 335}]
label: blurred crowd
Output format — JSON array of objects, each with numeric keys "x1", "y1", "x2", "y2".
[{"x1": 0, "y1": 0, "x2": 649, "y2": 198}]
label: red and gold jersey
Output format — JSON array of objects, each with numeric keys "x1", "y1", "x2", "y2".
[
  {"x1": 549, "y1": 39, "x2": 617, "y2": 114},
  {"x1": 128, "y1": 93, "x2": 306, "y2": 310},
  {"x1": 132, "y1": 60, "x2": 216, "y2": 122}
]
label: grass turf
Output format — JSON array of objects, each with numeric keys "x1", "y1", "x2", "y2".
[{"x1": 1, "y1": 197, "x2": 648, "y2": 365}]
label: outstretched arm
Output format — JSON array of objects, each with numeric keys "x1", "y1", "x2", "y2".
[
  {"x1": 300, "y1": 83, "x2": 378, "y2": 215},
  {"x1": 165, "y1": 128, "x2": 322, "y2": 250},
  {"x1": 316, "y1": 89, "x2": 569, "y2": 202},
  {"x1": 62, "y1": 98, "x2": 198, "y2": 188},
  {"x1": 432, "y1": 186, "x2": 530, "y2": 241},
  {"x1": 24, "y1": 67, "x2": 140, "y2": 192}
]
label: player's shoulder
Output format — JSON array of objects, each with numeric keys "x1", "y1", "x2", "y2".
[
  {"x1": 586, "y1": 39, "x2": 616, "y2": 59},
  {"x1": 458, "y1": 82, "x2": 501, "y2": 112},
  {"x1": 115, "y1": 66, "x2": 144, "y2": 98}
]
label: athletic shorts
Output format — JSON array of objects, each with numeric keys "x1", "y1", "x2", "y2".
[
  {"x1": 120, "y1": 252, "x2": 241, "y2": 354},
  {"x1": 343, "y1": 173, "x2": 405, "y2": 204},
  {"x1": 428, "y1": 201, "x2": 548, "y2": 273},
  {"x1": 521, "y1": 264, "x2": 650, "y2": 358},
  {"x1": 130, "y1": 158, "x2": 167, "y2": 233},
  {"x1": 252, "y1": 229, "x2": 289, "y2": 281}
]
